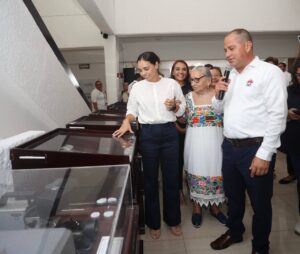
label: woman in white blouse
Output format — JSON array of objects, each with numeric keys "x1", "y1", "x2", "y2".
[{"x1": 113, "y1": 51, "x2": 186, "y2": 239}]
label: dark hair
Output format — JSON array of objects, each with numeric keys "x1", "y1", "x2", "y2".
[
  {"x1": 170, "y1": 60, "x2": 190, "y2": 84},
  {"x1": 265, "y1": 56, "x2": 279, "y2": 65},
  {"x1": 290, "y1": 60, "x2": 300, "y2": 89},
  {"x1": 133, "y1": 73, "x2": 142, "y2": 81},
  {"x1": 226, "y1": 28, "x2": 253, "y2": 43},
  {"x1": 136, "y1": 51, "x2": 160, "y2": 65},
  {"x1": 204, "y1": 63, "x2": 213, "y2": 69},
  {"x1": 95, "y1": 80, "x2": 102, "y2": 86},
  {"x1": 210, "y1": 66, "x2": 222, "y2": 76},
  {"x1": 278, "y1": 62, "x2": 286, "y2": 68}
]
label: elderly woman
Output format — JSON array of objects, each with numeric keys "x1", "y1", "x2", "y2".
[{"x1": 184, "y1": 66, "x2": 227, "y2": 227}]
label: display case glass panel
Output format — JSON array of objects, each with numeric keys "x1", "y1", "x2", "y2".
[
  {"x1": 66, "y1": 115, "x2": 137, "y2": 132},
  {"x1": 10, "y1": 129, "x2": 136, "y2": 169},
  {"x1": 0, "y1": 165, "x2": 139, "y2": 254},
  {"x1": 91, "y1": 109, "x2": 126, "y2": 117},
  {"x1": 10, "y1": 128, "x2": 144, "y2": 234}
]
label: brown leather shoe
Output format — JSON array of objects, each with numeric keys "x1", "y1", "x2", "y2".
[{"x1": 210, "y1": 231, "x2": 243, "y2": 250}]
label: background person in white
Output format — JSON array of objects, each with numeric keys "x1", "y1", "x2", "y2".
[
  {"x1": 91, "y1": 80, "x2": 107, "y2": 111},
  {"x1": 278, "y1": 62, "x2": 292, "y2": 86},
  {"x1": 210, "y1": 29, "x2": 287, "y2": 254}
]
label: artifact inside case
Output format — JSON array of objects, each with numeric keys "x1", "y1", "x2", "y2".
[{"x1": 0, "y1": 165, "x2": 137, "y2": 254}]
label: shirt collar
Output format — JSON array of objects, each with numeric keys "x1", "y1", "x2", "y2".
[{"x1": 231, "y1": 56, "x2": 259, "y2": 74}]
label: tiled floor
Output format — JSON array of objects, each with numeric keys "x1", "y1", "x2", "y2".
[{"x1": 141, "y1": 152, "x2": 299, "y2": 253}]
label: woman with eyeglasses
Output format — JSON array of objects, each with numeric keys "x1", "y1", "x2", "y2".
[
  {"x1": 113, "y1": 51, "x2": 186, "y2": 239},
  {"x1": 280, "y1": 61, "x2": 300, "y2": 235},
  {"x1": 170, "y1": 60, "x2": 192, "y2": 204},
  {"x1": 184, "y1": 66, "x2": 227, "y2": 228}
]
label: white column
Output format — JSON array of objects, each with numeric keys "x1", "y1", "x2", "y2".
[{"x1": 103, "y1": 35, "x2": 121, "y2": 104}]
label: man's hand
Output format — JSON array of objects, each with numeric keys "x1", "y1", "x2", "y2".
[
  {"x1": 249, "y1": 156, "x2": 270, "y2": 177},
  {"x1": 215, "y1": 78, "x2": 229, "y2": 99}
]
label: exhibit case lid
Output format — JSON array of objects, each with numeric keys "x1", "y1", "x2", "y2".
[
  {"x1": 66, "y1": 115, "x2": 137, "y2": 132},
  {"x1": 0, "y1": 164, "x2": 133, "y2": 254},
  {"x1": 10, "y1": 128, "x2": 136, "y2": 169},
  {"x1": 91, "y1": 109, "x2": 126, "y2": 117},
  {"x1": 68, "y1": 115, "x2": 123, "y2": 127}
]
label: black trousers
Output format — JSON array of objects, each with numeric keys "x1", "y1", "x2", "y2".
[
  {"x1": 222, "y1": 139, "x2": 273, "y2": 254},
  {"x1": 178, "y1": 132, "x2": 185, "y2": 190},
  {"x1": 288, "y1": 151, "x2": 300, "y2": 213},
  {"x1": 286, "y1": 153, "x2": 295, "y2": 176},
  {"x1": 139, "y1": 122, "x2": 181, "y2": 229}
]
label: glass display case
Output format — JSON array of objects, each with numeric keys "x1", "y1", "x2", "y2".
[
  {"x1": 66, "y1": 115, "x2": 137, "y2": 132},
  {"x1": 10, "y1": 128, "x2": 145, "y2": 234},
  {"x1": 10, "y1": 128, "x2": 136, "y2": 169},
  {"x1": 91, "y1": 109, "x2": 126, "y2": 118},
  {"x1": 107, "y1": 102, "x2": 127, "y2": 113},
  {"x1": 0, "y1": 165, "x2": 141, "y2": 254}
]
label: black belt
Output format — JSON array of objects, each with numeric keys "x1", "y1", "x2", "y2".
[
  {"x1": 225, "y1": 137, "x2": 263, "y2": 147},
  {"x1": 140, "y1": 122, "x2": 174, "y2": 127}
]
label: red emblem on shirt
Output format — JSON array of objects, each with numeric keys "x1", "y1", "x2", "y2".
[{"x1": 246, "y1": 79, "x2": 253, "y2": 86}]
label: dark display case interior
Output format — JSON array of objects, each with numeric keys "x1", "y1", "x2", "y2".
[
  {"x1": 0, "y1": 165, "x2": 140, "y2": 254},
  {"x1": 107, "y1": 102, "x2": 127, "y2": 113},
  {"x1": 10, "y1": 128, "x2": 136, "y2": 169},
  {"x1": 91, "y1": 109, "x2": 126, "y2": 117},
  {"x1": 66, "y1": 115, "x2": 137, "y2": 132},
  {"x1": 10, "y1": 128, "x2": 145, "y2": 234}
]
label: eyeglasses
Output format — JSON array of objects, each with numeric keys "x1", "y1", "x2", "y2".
[
  {"x1": 296, "y1": 73, "x2": 300, "y2": 77},
  {"x1": 189, "y1": 75, "x2": 207, "y2": 83}
]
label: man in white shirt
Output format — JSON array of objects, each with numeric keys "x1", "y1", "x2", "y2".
[
  {"x1": 121, "y1": 82, "x2": 129, "y2": 103},
  {"x1": 210, "y1": 29, "x2": 287, "y2": 254},
  {"x1": 278, "y1": 62, "x2": 292, "y2": 86},
  {"x1": 91, "y1": 80, "x2": 107, "y2": 112}
]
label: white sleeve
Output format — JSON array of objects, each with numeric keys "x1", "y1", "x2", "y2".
[
  {"x1": 211, "y1": 96, "x2": 225, "y2": 114},
  {"x1": 174, "y1": 82, "x2": 186, "y2": 117},
  {"x1": 256, "y1": 69, "x2": 287, "y2": 161},
  {"x1": 91, "y1": 90, "x2": 97, "y2": 103},
  {"x1": 126, "y1": 87, "x2": 138, "y2": 118}
]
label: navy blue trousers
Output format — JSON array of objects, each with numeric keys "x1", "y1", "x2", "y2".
[
  {"x1": 222, "y1": 139, "x2": 273, "y2": 254},
  {"x1": 139, "y1": 122, "x2": 181, "y2": 229},
  {"x1": 288, "y1": 151, "x2": 300, "y2": 214}
]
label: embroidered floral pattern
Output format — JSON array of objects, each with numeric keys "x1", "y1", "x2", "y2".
[
  {"x1": 185, "y1": 94, "x2": 223, "y2": 128},
  {"x1": 187, "y1": 173, "x2": 224, "y2": 196}
]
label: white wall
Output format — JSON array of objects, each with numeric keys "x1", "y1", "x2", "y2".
[
  {"x1": 0, "y1": 0, "x2": 90, "y2": 139},
  {"x1": 61, "y1": 49, "x2": 106, "y2": 102},
  {"x1": 104, "y1": 35, "x2": 122, "y2": 104},
  {"x1": 120, "y1": 34, "x2": 299, "y2": 63},
  {"x1": 30, "y1": 0, "x2": 300, "y2": 105},
  {"x1": 115, "y1": 0, "x2": 300, "y2": 35},
  {"x1": 77, "y1": 0, "x2": 115, "y2": 35},
  {"x1": 32, "y1": 0, "x2": 105, "y2": 49}
]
